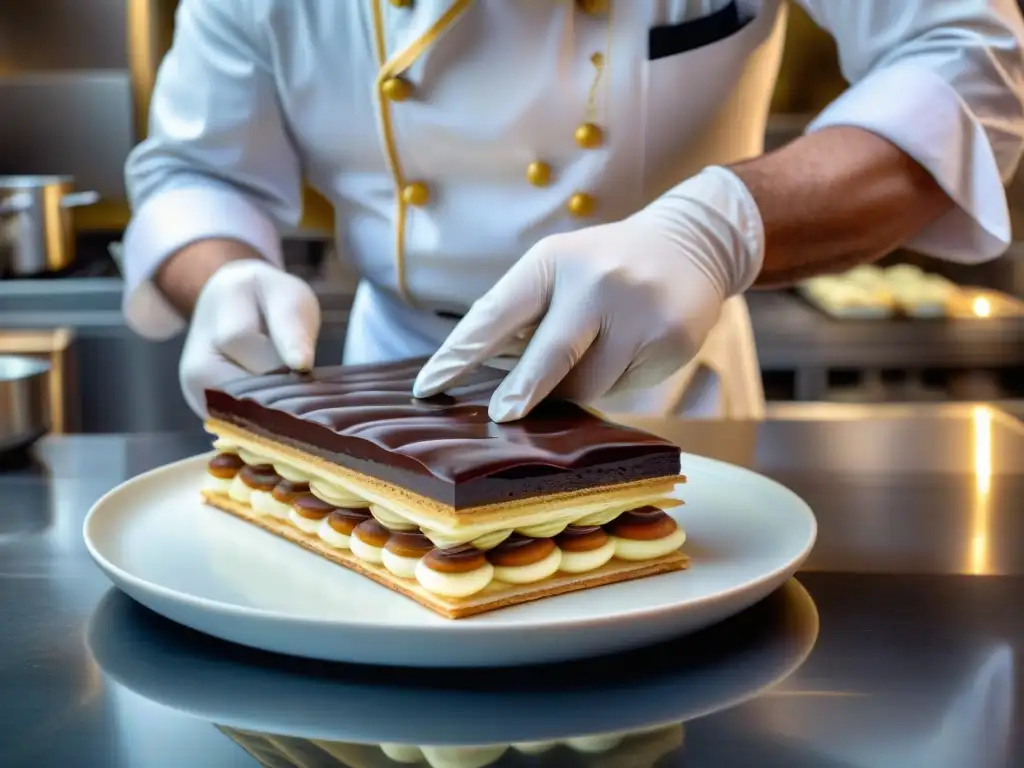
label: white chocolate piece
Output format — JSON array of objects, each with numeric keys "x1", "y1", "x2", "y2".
[
  {"x1": 612, "y1": 527, "x2": 686, "y2": 561},
  {"x1": 228, "y1": 475, "x2": 253, "y2": 503},
  {"x1": 567, "y1": 734, "x2": 623, "y2": 753},
  {"x1": 288, "y1": 509, "x2": 323, "y2": 533},
  {"x1": 420, "y1": 745, "x2": 508, "y2": 768},
  {"x1": 273, "y1": 462, "x2": 312, "y2": 482},
  {"x1": 250, "y1": 490, "x2": 289, "y2": 519},
  {"x1": 415, "y1": 560, "x2": 494, "y2": 598},
  {"x1": 370, "y1": 503, "x2": 418, "y2": 532},
  {"x1": 515, "y1": 520, "x2": 567, "y2": 538},
  {"x1": 202, "y1": 475, "x2": 233, "y2": 494},
  {"x1": 349, "y1": 534, "x2": 385, "y2": 564},
  {"x1": 237, "y1": 448, "x2": 268, "y2": 466},
  {"x1": 558, "y1": 538, "x2": 616, "y2": 574},
  {"x1": 492, "y1": 547, "x2": 562, "y2": 585},
  {"x1": 381, "y1": 549, "x2": 422, "y2": 579},
  {"x1": 380, "y1": 744, "x2": 424, "y2": 763},
  {"x1": 317, "y1": 517, "x2": 351, "y2": 549},
  {"x1": 309, "y1": 479, "x2": 369, "y2": 508}
]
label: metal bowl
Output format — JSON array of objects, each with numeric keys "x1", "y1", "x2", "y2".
[{"x1": 0, "y1": 355, "x2": 50, "y2": 454}]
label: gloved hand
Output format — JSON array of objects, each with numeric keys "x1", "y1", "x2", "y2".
[
  {"x1": 179, "y1": 259, "x2": 321, "y2": 417},
  {"x1": 413, "y1": 166, "x2": 764, "y2": 422}
]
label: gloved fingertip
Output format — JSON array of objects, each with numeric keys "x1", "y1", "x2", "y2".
[
  {"x1": 412, "y1": 356, "x2": 467, "y2": 398},
  {"x1": 411, "y1": 380, "x2": 437, "y2": 399},
  {"x1": 281, "y1": 340, "x2": 315, "y2": 372},
  {"x1": 411, "y1": 368, "x2": 441, "y2": 399},
  {"x1": 488, "y1": 384, "x2": 531, "y2": 423},
  {"x1": 489, "y1": 398, "x2": 529, "y2": 423}
]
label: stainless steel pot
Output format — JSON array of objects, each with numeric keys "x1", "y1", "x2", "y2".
[
  {"x1": 0, "y1": 176, "x2": 100, "y2": 277},
  {"x1": 0, "y1": 355, "x2": 51, "y2": 454}
]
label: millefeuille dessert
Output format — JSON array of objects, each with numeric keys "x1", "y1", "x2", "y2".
[{"x1": 201, "y1": 359, "x2": 687, "y2": 619}]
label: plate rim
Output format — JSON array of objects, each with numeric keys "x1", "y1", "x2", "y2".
[{"x1": 83, "y1": 451, "x2": 817, "y2": 633}]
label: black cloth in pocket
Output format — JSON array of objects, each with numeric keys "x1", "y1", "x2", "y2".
[{"x1": 648, "y1": 1, "x2": 753, "y2": 60}]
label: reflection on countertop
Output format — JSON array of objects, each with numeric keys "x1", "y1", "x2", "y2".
[{"x1": 84, "y1": 579, "x2": 818, "y2": 767}]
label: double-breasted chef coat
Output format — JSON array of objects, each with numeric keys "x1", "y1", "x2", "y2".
[{"x1": 122, "y1": 0, "x2": 1024, "y2": 418}]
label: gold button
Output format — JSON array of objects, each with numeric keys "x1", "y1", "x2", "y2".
[
  {"x1": 576, "y1": 0, "x2": 609, "y2": 14},
  {"x1": 388, "y1": 0, "x2": 413, "y2": 6},
  {"x1": 574, "y1": 122, "x2": 604, "y2": 149},
  {"x1": 402, "y1": 182, "x2": 430, "y2": 207},
  {"x1": 526, "y1": 161, "x2": 552, "y2": 187},
  {"x1": 382, "y1": 76, "x2": 413, "y2": 102},
  {"x1": 567, "y1": 192, "x2": 596, "y2": 217}
]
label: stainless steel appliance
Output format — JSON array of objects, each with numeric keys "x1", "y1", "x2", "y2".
[
  {"x1": 0, "y1": 176, "x2": 99, "y2": 276},
  {"x1": 0, "y1": 355, "x2": 50, "y2": 454}
]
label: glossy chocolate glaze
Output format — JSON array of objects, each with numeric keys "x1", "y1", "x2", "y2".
[
  {"x1": 486, "y1": 534, "x2": 556, "y2": 567},
  {"x1": 206, "y1": 358, "x2": 680, "y2": 509},
  {"x1": 423, "y1": 545, "x2": 488, "y2": 573},
  {"x1": 326, "y1": 507, "x2": 370, "y2": 535},
  {"x1": 208, "y1": 453, "x2": 244, "y2": 478},
  {"x1": 272, "y1": 479, "x2": 310, "y2": 504},
  {"x1": 556, "y1": 525, "x2": 610, "y2": 552},
  {"x1": 291, "y1": 494, "x2": 334, "y2": 519},
  {"x1": 353, "y1": 519, "x2": 390, "y2": 547},
  {"x1": 605, "y1": 507, "x2": 678, "y2": 540},
  {"x1": 385, "y1": 531, "x2": 435, "y2": 558},
  {"x1": 239, "y1": 464, "x2": 281, "y2": 491}
]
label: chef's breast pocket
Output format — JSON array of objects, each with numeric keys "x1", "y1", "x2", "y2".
[{"x1": 642, "y1": 0, "x2": 774, "y2": 187}]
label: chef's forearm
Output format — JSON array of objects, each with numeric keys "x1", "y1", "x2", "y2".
[
  {"x1": 155, "y1": 238, "x2": 263, "y2": 317},
  {"x1": 731, "y1": 126, "x2": 955, "y2": 287}
]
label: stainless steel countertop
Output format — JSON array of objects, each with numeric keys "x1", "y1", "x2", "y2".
[{"x1": 2, "y1": 406, "x2": 1024, "y2": 767}]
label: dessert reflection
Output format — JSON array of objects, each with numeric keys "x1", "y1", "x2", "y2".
[
  {"x1": 86, "y1": 580, "x2": 818, "y2": 767},
  {"x1": 219, "y1": 724, "x2": 685, "y2": 768}
]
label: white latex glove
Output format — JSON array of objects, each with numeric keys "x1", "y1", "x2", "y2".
[
  {"x1": 179, "y1": 259, "x2": 321, "y2": 417},
  {"x1": 413, "y1": 166, "x2": 764, "y2": 422}
]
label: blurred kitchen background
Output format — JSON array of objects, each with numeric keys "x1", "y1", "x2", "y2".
[{"x1": 2, "y1": 0, "x2": 1024, "y2": 435}]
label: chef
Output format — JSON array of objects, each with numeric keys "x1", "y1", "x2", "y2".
[{"x1": 121, "y1": 0, "x2": 1024, "y2": 422}]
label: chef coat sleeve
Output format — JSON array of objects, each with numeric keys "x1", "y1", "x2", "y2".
[
  {"x1": 122, "y1": 0, "x2": 303, "y2": 340},
  {"x1": 794, "y1": 0, "x2": 1024, "y2": 263}
]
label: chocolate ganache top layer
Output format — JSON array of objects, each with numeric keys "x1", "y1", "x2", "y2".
[{"x1": 205, "y1": 358, "x2": 681, "y2": 509}]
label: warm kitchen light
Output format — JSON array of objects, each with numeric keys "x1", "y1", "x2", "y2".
[
  {"x1": 968, "y1": 406, "x2": 992, "y2": 575},
  {"x1": 971, "y1": 296, "x2": 992, "y2": 318}
]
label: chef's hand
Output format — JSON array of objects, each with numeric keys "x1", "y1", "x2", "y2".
[
  {"x1": 413, "y1": 166, "x2": 764, "y2": 422},
  {"x1": 179, "y1": 260, "x2": 320, "y2": 417}
]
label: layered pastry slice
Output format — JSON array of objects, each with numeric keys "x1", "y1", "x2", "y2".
[{"x1": 201, "y1": 359, "x2": 687, "y2": 619}]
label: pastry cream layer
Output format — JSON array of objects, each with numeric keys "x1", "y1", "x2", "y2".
[
  {"x1": 205, "y1": 422, "x2": 682, "y2": 537},
  {"x1": 414, "y1": 558, "x2": 495, "y2": 598},
  {"x1": 558, "y1": 538, "x2": 616, "y2": 573},
  {"x1": 208, "y1": 433, "x2": 680, "y2": 543},
  {"x1": 204, "y1": 448, "x2": 685, "y2": 598},
  {"x1": 249, "y1": 490, "x2": 289, "y2": 520}
]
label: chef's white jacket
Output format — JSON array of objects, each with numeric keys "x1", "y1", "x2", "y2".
[{"x1": 122, "y1": 0, "x2": 1024, "y2": 419}]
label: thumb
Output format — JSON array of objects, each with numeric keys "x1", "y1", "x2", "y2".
[{"x1": 258, "y1": 275, "x2": 321, "y2": 371}]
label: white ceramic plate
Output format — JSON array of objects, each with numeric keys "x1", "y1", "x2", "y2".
[{"x1": 83, "y1": 453, "x2": 816, "y2": 667}]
